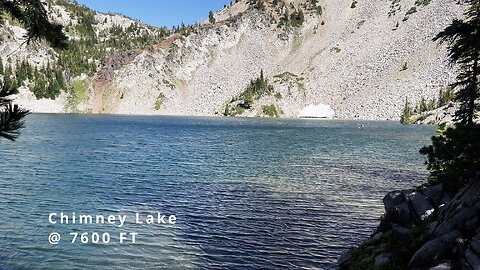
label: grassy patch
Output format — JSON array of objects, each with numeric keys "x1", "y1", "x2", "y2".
[
  {"x1": 262, "y1": 104, "x2": 282, "y2": 117},
  {"x1": 155, "y1": 93, "x2": 166, "y2": 110},
  {"x1": 64, "y1": 79, "x2": 90, "y2": 113}
]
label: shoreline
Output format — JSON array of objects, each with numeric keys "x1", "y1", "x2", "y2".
[
  {"x1": 26, "y1": 112, "x2": 409, "y2": 123},
  {"x1": 339, "y1": 175, "x2": 480, "y2": 269}
]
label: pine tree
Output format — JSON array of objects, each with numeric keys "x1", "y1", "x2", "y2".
[
  {"x1": 290, "y1": 9, "x2": 305, "y2": 27},
  {"x1": 434, "y1": 0, "x2": 480, "y2": 126},
  {"x1": 56, "y1": 69, "x2": 66, "y2": 89},
  {"x1": 419, "y1": 97, "x2": 428, "y2": 112},
  {"x1": 420, "y1": 0, "x2": 480, "y2": 191},
  {"x1": 209, "y1": 11, "x2": 216, "y2": 24},
  {"x1": 400, "y1": 97, "x2": 414, "y2": 124},
  {"x1": 0, "y1": 0, "x2": 68, "y2": 141}
]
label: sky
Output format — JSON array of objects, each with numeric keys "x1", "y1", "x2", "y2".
[{"x1": 75, "y1": 0, "x2": 232, "y2": 28}]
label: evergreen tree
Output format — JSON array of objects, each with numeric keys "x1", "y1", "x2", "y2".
[
  {"x1": 290, "y1": 9, "x2": 305, "y2": 27},
  {"x1": 400, "y1": 97, "x2": 414, "y2": 124},
  {"x1": 0, "y1": 0, "x2": 68, "y2": 141},
  {"x1": 421, "y1": 0, "x2": 480, "y2": 191},
  {"x1": 209, "y1": 11, "x2": 216, "y2": 24},
  {"x1": 56, "y1": 69, "x2": 66, "y2": 89},
  {"x1": 433, "y1": 0, "x2": 480, "y2": 126},
  {"x1": 428, "y1": 98, "x2": 437, "y2": 110},
  {"x1": 3, "y1": 66, "x2": 17, "y2": 94},
  {"x1": 419, "y1": 97, "x2": 428, "y2": 112}
]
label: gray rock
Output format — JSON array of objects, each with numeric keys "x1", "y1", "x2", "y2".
[
  {"x1": 464, "y1": 216, "x2": 479, "y2": 232},
  {"x1": 465, "y1": 248, "x2": 480, "y2": 269},
  {"x1": 439, "y1": 192, "x2": 454, "y2": 207},
  {"x1": 428, "y1": 221, "x2": 439, "y2": 235},
  {"x1": 475, "y1": 199, "x2": 480, "y2": 210},
  {"x1": 374, "y1": 253, "x2": 392, "y2": 268},
  {"x1": 394, "y1": 202, "x2": 415, "y2": 226},
  {"x1": 428, "y1": 262, "x2": 452, "y2": 270},
  {"x1": 424, "y1": 184, "x2": 444, "y2": 207},
  {"x1": 383, "y1": 190, "x2": 406, "y2": 211},
  {"x1": 338, "y1": 250, "x2": 351, "y2": 270},
  {"x1": 392, "y1": 226, "x2": 411, "y2": 236},
  {"x1": 435, "y1": 206, "x2": 477, "y2": 236},
  {"x1": 471, "y1": 232, "x2": 480, "y2": 254},
  {"x1": 372, "y1": 232, "x2": 383, "y2": 241},
  {"x1": 409, "y1": 230, "x2": 462, "y2": 268},
  {"x1": 409, "y1": 191, "x2": 435, "y2": 220}
]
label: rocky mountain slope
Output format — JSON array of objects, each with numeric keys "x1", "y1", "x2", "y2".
[
  {"x1": 1, "y1": 0, "x2": 167, "y2": 112},
  {"x1": 2, "y1": 0, "x2": 466, "y2": 120}
]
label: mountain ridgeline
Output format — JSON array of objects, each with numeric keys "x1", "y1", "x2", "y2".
[{"x1": 0, "y1": 0, "x2": 465, "y2": 120}]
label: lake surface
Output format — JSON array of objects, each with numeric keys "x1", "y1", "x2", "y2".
[{"x1": 0, "y1": 114, "x2": 435, "y2": 269}]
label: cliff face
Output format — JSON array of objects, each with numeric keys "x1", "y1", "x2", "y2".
[{"x1": 4, "y1": 0, "x2": 465, "y2": 120}]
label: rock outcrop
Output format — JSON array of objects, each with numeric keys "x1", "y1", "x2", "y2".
[{"x1": 340, "y1": 176, "x2": 480, "y2": 269}]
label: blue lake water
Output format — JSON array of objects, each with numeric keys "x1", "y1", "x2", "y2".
[{"x1": 0, "y1": 114, "x2": 435, "y2": 269}]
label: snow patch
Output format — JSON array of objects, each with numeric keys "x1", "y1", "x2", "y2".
[{"x1": 298, "y1": 104, "x2": 335, "y2": 119}]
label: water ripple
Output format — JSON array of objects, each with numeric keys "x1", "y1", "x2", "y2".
[{"x1": 0, "y1": 115, "x2": 435, "y2": 269}]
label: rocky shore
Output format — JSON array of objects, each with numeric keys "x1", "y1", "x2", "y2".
[{"x1": 339, "y1": 175, "x2": 480, "y2": 269}]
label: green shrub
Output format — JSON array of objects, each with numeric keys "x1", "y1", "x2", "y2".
[
  {"x1": 71, "y1": 79, "x2": 89, "y2": 104},
  {"x1": 155, "y1": 93, "x2": 166, "y2": 110},
  {"x1": 262, "y1": 104, "x2": 282, "y2": 117},
  {"x1": 349, "y1": 224, "x2": 429, "y2": 270},
  {"x1": 406, "y1": 7, "x2": 417, "y2": 16},
  {"x1": 290, "y1": 9, "x2": 305, "y2": 27},
  {"x1": 414, "y1": 0, "x2": 432, "y2": 6},
  {"x1": 403, "y1": 6, "x2": 417, "y2": 21}
]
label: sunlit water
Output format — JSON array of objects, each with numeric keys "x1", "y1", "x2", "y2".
[{"x1": 0, "y1": 114, "x2": 435, "y2": 269}]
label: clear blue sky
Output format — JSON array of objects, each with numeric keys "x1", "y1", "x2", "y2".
[{"x1": 75, "y1": 0, "x2": 232, "y2": 28}]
